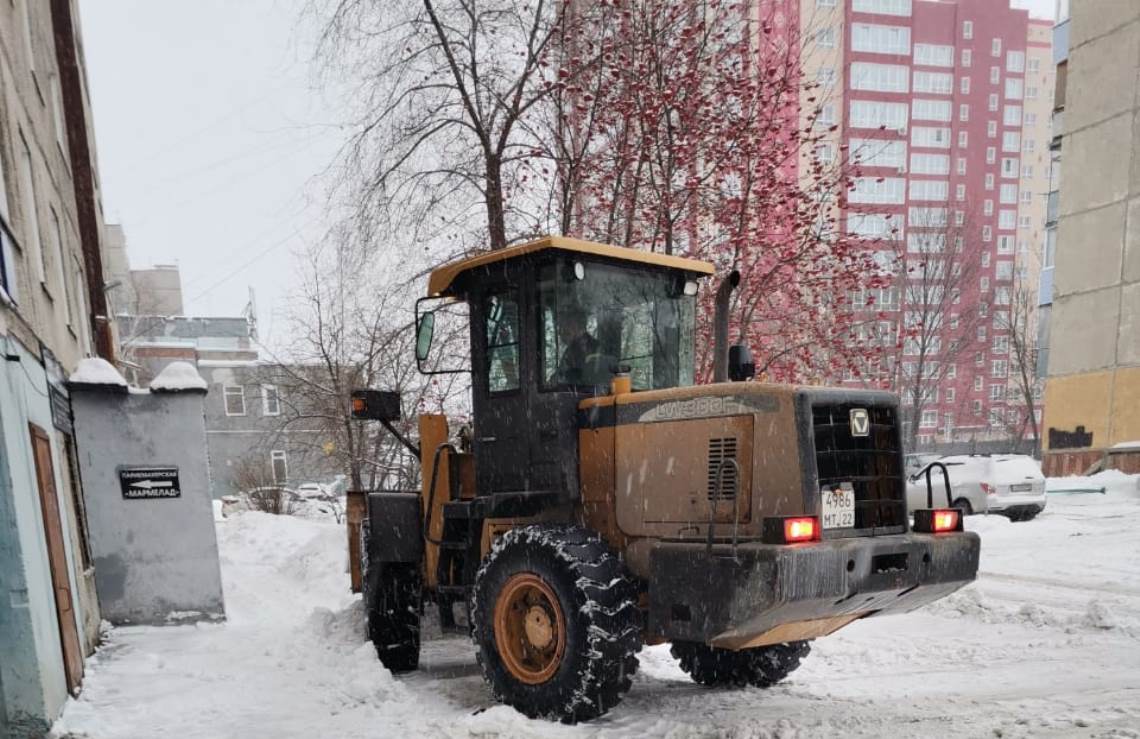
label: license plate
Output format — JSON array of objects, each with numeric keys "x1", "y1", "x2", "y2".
[
  {"x1": 821, "y1": 483, "x2": 855, "y2": 529},
  {"x1": 1010, "y1": 483, "x2": 1033, "y2": 493}
]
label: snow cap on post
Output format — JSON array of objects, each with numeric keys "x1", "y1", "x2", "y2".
[
  {"x1": 150, "y1": 361, "x2": 208, "y2": 394},
  {"x1": 68, "y1": 357, "x2": 129, "y2": 394}
]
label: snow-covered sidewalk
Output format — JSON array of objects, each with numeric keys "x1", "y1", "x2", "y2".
[{"x1": 53, "y1": 475, "x2": 1140, "y2": 738}]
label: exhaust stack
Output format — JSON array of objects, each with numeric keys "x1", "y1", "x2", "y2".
[{"x1": 713, "y1": 270, "x2": 741, "y2": 383}]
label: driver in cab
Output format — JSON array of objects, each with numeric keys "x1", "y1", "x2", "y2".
[{"x1": 556, "y1": 306, "x2": 600, "y2": 384}]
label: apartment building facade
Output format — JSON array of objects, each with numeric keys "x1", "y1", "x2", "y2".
[
  {"x1": 809, "y1": 0, "x2": 1050, "y2": 449},
  {"x1": 0, "y1": 0, "x2": 112, "y2": 733},
  {"x1": 1040, "y1": 2, "x2": 1140, "y2": 474}
]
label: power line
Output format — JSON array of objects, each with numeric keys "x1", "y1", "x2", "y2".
[{"x1": 188, "y1": 227, "x2": 305, "y2": 304}]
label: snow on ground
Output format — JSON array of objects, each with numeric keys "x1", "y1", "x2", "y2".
[{"x1": 53, "y1": 477, "x2": 1140, "y2": 738}]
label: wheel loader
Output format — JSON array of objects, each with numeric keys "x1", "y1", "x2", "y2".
[{"x1": 347, "y1": 235, "x2": 979, "y2": 723}]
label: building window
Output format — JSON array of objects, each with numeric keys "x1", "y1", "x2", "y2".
[
  {"x1": 989, "y1": 385, "x2": 1004, "y2": 401},
  {"x1": 1000, "y1": 183, "x2": 1018, "y2": 204},
  {"x1": 920, "y1": 410, "x2": 938, "y2": 428},
  {"x1": 911, "y1": 126, "x2": 950, "y2": 148},
  {"x1": 1004, "y1": 105, "x2": 1022, "y2": 126},
  {"x1": 910, "y1": 153, "x2": 950, "y2": 175},
  {"x1": 913, "y1": 98, "x2": 952, "y2": 122},
  {"x1": 986, "y1": 147, "x2": 996, "y2": 164},
  {"x1": 262, "y1": 385, "x2": 281, "y2": 416},
  {"x1": 851, "y1": 177, "x2": 907, "y2": 204},
  {"x1": 850, "y1": 138, "x2": 907, "y2": 167},
  {"x1": 1001, "y1": 157, "x2": 1019, "y2": 177},
  {"x1": 1020, "y1": 190, "x2": 1032, "y2": 203},
  {"x1": 850, "y1": 62, "x2": 910, "y2": 93},
  {"x1": 961, "y1": 49, "x2": 972, "y2": 67},
  {"x1": 958, "y1": 130, "x2": 968, "y2": 148},
  {"x1": 988, "y1": 93, "x2": 999, "y2": 112},
  {"x1": 959, "y1": 76, "x2": 970, "y2": 94},
  {"x1": 963, "y1": 20, "x2": 973, "y2": 39},
  {"x1": 1023, "y1": 138, "x2": 1036, "y2": 153},
  {"x1": 954, "y1": 209, "x2": 965, "y2": 225},
  {"x1": 913, "y1": 70, "x2": 953, "y2": 95},
  {"x1": 816, "y1": 67, "x2": 837, "y2": 87},
  {"x1": 959, "y1": 104, "x2": 970, "y2": 122},
  {"x1": 999, "y1": 210, "x2": 1017, "y2": 229},
  {"x1": 974, "y1": 376, "x2": 984, "y2": 391},
  {"x1": 914, "y1": 44, "x2": 954, "y2": 67},
  {"x1": 908, "y1": 179, "x2": 949, "y2": 201},
  {"x1": 816, "y1": 27, "x2": 837, "y2": 48},
  {"x1": 985, "y1": 173, "x2": 995, "y2": 190},
  {"x1": 0, "y1": 155, "x2": 16, "y2": 302},
  {"x1": 1002, "y1": 131, "x2": 1020, "y2": 152},
  {"x1": 1004, "y1": 78, "x2": 1023, "y2": 100},
  {"x1": 1006, "y1": 50, "x2": 1025, "y2": 73},
  {"x1": 1018, "y1": 215, "x2": 1032, "y2": 228},
  {"x1": 982, "y1": 226, "x2": 992, "y2": 242},
  {"x1": 991, "y1": 38, "x2": 1002, "y2": 57},
  {"x1": 1028, "y1": 57, "x2": 1040, "y2": 73},
  {"x1": 987, "y1": 120, "x2": 998, "y2": 138},
  {"x1": 17, "y1": 133, "x2": 46, "y2": 286},
  {"x1": 850, "y1": 100, "x2": 909, "y2": 130},
  {"x1": 224, "y1": 385, "x2": 246, "y2": 416},
  {"x1": 990, "y1": 66, "x2": 1000, "y2": 84},
  {"x1": 851, "y1": 23, "x2": 911, "y2": 55},
  {"x1": 995, "y1": 262, "x2": 1014, "y2": 281},
  {"x1": 852, "y1": 0, "x2": 912, "y2": 15},
  {"x1": 1026, "y1": 86, "x2": 1039, "y2": 99},
  {"x1": 984, "y1": 199, "x2": 994, "y2": 215},
  {"x1": 816, "y1": 103, "x2": 836, "y2": 129},
  {"x1": 956, "y1": 157, "x2": 967, "y2": 175},
  {"x1": 955, "y1": 183, "x2": 966, "y2": 201},
  {"x1": 49, "y1": 208, "x2": 69, "y2": 322},
  {"x1": 270, "y1": 450, "x2": 288, "y2": 484},
  {"x1": 1021, "y1": 164, "x2": 1034, "y2": 178}
]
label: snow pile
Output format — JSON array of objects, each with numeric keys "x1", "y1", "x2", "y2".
[
  {"x1": 68, "y1": 357, "x2": 127, "y2": 387},
  {"x1": 1047, "y1": 469, "x2": 1140, "y2": 498},
  {"x1": 149, "y1": 360, "x2": 208, "y2": 391}
]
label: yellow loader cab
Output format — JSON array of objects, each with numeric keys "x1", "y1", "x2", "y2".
[{"x1": 349, "y1": 236, "x2": 979, "y2": 723}]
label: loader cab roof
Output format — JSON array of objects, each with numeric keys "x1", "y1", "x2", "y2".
[{"x1": 426, "y1": 235, "x2": 716, "y2": 298}]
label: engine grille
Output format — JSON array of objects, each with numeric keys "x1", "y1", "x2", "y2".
[
  {"x1": 812, "y1": 403, "x2": 905, "y2": 532},
  {"x1": 707, "y1": 437, "x2": 738, "y2": 500}
]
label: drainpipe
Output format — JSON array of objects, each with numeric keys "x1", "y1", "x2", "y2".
[{"x1": 713, "y1": 270, "x2": 740, "y2": 383}]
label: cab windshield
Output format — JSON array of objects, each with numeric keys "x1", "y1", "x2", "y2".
[{"x1": 538, "y1": 260, "x2": 695, "y2": 391}]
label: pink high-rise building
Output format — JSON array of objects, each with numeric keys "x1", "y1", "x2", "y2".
[{"x1": 805, "y1": 0, "x2": 1051, "y2": 447}]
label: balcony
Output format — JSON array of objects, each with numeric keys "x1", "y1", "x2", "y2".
[{"x1": 1046, "y1": 191, "x2": 1060, "y2": 225}]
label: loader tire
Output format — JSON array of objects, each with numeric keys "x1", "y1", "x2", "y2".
[
  {"x1": 671, "y1": 640, "x2": 811, "y2": 688},
  {"x1": 471, "y1": 525, "x2": 641, "y2": 723},
  {"x1": 365, "y1": 561, "x2": 422, "y2": 673}
]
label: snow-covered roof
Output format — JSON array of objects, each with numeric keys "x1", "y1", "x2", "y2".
[
  {"x1": 150, "y1": 361, "x2": 209, "y2": 393},
  {"x1": 69, "y1": 358, "x2": 129, "y2": 389}
]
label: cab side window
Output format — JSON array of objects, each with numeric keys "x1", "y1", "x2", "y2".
[{"x1": 485, "y1": 290, "x2": 520, "y2": 393}]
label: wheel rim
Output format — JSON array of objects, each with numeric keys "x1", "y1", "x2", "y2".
[{"x1": 493, "y1": 572, "x2": 566, "y2": 685}]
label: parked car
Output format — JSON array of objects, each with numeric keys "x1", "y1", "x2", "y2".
[
  {"x1": 904, "y1": 453, "x2": 942, "y2": 478},
  {"x1": 906, "y1": 454, "x2": 1047, "y2": 521}
]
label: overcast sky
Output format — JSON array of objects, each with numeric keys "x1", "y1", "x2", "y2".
[
  {"x1": 79, "y1": 0, "x2": 345, "y2": 351},
  {"x1": 79, "y1": 0, "x2": 1056, "y2": 348}
]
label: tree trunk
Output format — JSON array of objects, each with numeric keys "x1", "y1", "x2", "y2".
[{"x1": 486, "y1": 156, "x2": 507, "y2": 250}]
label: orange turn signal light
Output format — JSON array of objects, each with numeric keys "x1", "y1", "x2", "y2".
[
  {"x1": 784, "y1": 517, "x2": 818, "y2": 543},
  {"x1": 932, "y1": 509, "x2": 960, "y2": 533}
]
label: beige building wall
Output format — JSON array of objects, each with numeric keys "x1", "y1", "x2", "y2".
[{"x1": 1044, "y1": 4, "x2": 1140, "y2": 454}]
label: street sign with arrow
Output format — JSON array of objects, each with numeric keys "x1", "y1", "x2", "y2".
[{"x1": 119, "y1": 467, "x2": 182, "y2": 499}]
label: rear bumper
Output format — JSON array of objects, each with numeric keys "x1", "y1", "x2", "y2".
[
  {"x1": 648, "y1": 531, "x2": 980, "y2": 649},
  {"x1": 986, "y1": 493, "x2": 1046, "y2": 512}
]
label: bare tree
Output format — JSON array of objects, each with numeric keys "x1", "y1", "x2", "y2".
[
  {"x1": 312, "y1": 0, "x2": 593, "y2": 251},
  {"x1": 993, "y1": 266, "x2": 1042, "y2": 452},
  {"x1": 843, "y1": 206, "x2": 988, "y2": 449}
]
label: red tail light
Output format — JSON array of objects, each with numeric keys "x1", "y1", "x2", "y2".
[
  {"x1": 932, "y1": 509, "x2": 960, "y2": 532},
  {"x1": 762, "y1": 516, "x2": 821, "y2": 544},
  {"x1": 913, "y1": 508, "x2": 963, "y2": 533},
  {"x1": 785, "y1": 517, "x2": 817, "y2": 543},
  {"x1": 980, "y1": 482, "x2": 995, "y2": 495}
]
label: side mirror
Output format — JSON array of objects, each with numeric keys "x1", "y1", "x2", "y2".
[
  {"x1": 350, "y1": 389, "x2": 401, "y2": 422},
  {"x1": 728, "y1": 344, "x2": 755, "y2": 382},
  {"x1": 415, "y1": 312, "x2": 435, "y2": 362}
]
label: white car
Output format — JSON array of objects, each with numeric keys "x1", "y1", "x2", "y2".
[{"x1": 906, "y1": 454, "x2": 1047, "y2": 521}]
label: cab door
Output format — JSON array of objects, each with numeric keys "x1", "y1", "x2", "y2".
[{"x1": 472, "y1": 282, "x2": 528, "y2": 493}]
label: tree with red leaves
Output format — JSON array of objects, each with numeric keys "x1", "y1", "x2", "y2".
[{"x1": 548, "y1": 0, "x2": 880, "y2": 382}]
